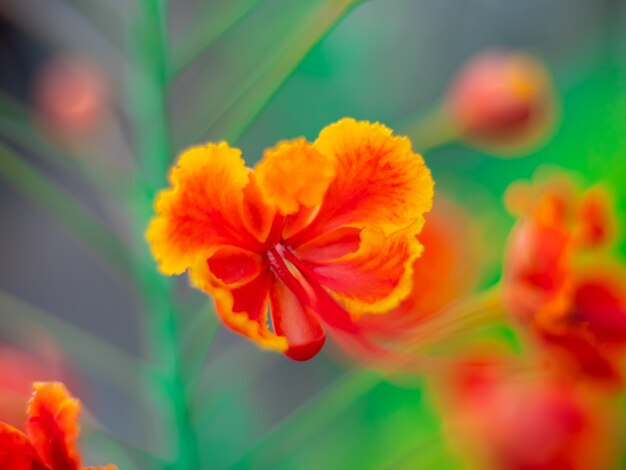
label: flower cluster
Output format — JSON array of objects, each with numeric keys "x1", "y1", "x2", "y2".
[{"x1": 503, "y1": 173, "x2": 626, "y2": 385}]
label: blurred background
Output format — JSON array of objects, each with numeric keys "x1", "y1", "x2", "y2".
[{"x1": 0, "y1": 0, "x2": 625, "y2": 468}]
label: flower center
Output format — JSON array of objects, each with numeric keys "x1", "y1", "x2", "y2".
[{"x1": 266, "y1": 243, "x2": 358, "y2": 333}]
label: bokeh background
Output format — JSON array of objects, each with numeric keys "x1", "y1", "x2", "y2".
[{"x1": 0, "y1": 0, "x2": 625, "y2": 468}]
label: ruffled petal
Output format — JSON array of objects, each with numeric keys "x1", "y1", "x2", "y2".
[
  {"x1": 146, "y1": 143, "x2": 258, "y2": 275},
  {"x1": 309, "y1": 224, "x2": 424, "y2": 315},
  {"x1": 190, "y1": 262, "x2": 288, "y2": 353},
  {"x1": 573, "y1": 277, "x2": 626, "y2": 344},
  {"x1": 25, "y1": 382, "x2": 81, "y2": 470},
  {"x1": 290, "y1": 118, "x2": 433, "y2": 243},
  {"x1": 539, "y1": 330, "x2": 622, "y2": 384},
  {"x1": 0, "y1": 423, "x2": 49, "y2": 470},
  {"x1": 255, "y1": 139, "x2": 336, "y2": 215},
  {"x1": 269, "y1": 278, "x2": 325, "y2": 361}
]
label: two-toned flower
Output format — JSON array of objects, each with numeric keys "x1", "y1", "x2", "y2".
[{"x1": 147, "y1": 118, "x2": 434, "y2": 360}]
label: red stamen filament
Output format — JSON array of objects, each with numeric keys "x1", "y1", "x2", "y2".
[{"x1": 267, "y1": 244, "x2": 358, "y2": 333}]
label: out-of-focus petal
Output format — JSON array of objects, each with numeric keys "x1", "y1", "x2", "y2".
[
  {"x1": 25, "y1": 382, "x2": 81, "y2": 470},
  {"x1": 440, "y1": 361, "x2": 607, "y2": 470},
  {"x1": 577, "y1": 187, "x2": 614, "y2": 248},
  {"x1": 539, "y1": 330, "x2": 622, "y2": 384},
  {"x1": 504, "y1": 219, "x2": 571, "y2": 321},
  {"x1": 292, "y1": 118, "x2": 433, "y2": 242},
  {"x1": 146, "y1": 143, "x2": 257, "y2": 275},
  {"x1": 355, "y1": 197, "x2": 482, "y2": 338},
  {"x1": 573, "y1": 275, "x2": 626, "y2": 343},
  {"x1": 255, "y1": 139, "x2": 336, "y2": 215},
  {"x1": 310, "y1": 224, "x2": 423, "y2": 314}
]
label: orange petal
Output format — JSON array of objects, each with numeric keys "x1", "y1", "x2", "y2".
[
  {"x1": 292, "y1": 118, "x2": 433, "y2": 242},
  {"x1": 255, "y1": 138, "x2": 336, "y2": 215},
  {"x1": 353, "y1": 197, "x2": 482, "y2": 341},
  {"x1": 241, "y1": 173, "x2": 277, "y2": 243},
  {"x1": 146, "y1": 143, "x2": 258, "y2": 275},
  {"x1": 0, "y1": 423, "x2": 49, "y2": 470},
  {"x1": 25, "y1": 382, "x2": 81, "y2": 470},
  {"x1": 83, "y1": 466, "x2": 118, "y2": 470},
  {"x1": 207, "y1": 246, "x2": 264, "y2": 286},
  {"x1": 310, "y1": 224, "x2": 424, "y2": 315},
  {"x1": 190, "y1": 262, "x2": 288, "y2": 353},
  {"x1": 573, "y1": 275, "x2": 626, "y2": 344},
  {"x1": 269, "y1": 278, "x2": 325, "y2": 361}
]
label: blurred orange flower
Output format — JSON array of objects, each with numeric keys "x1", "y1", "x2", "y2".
[
  {"x1": 34, "y1": 55, "x2": 107, "y2": 136},
  {"x1": 446, "y1": 50, "x2": 557, "y2": 155},
  {"x1": 441, "y1": 360, "x2": 608, "y2": 470},
  {"x1": 0, "y1": 382, "x2": 116, "y2": 470},
  {"x1": 503, "y1": 173, "x2": 626, "y2": 385},
  {"x1": 332, "y1": 196, "x2": 481, "y2": 368},
  {"x1": 147, "y1": 118, "x2": 434, "y2": 360}
]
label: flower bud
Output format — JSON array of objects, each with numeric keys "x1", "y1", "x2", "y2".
[
  {"x1": 33, "y1": 55, "x2": 107, "y2": 136},
  {"x1": 446, "y1": 50, "x2": 557, "y2": 155}
]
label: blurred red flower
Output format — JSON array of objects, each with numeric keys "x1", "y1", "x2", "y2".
[
  {"x1": 441, "y1": 360, "x2": 609, "y2": 470},
  {"x1": 503, "y1": 173, "x2": 626, "y2": 385}
]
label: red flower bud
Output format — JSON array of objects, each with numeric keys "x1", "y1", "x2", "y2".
[
  {"x1": 34, "y1": 55, "x2": 107, "y2": 136},
  {"x1": 446, "y1": 50, "x2": 557, "y2": 155}
]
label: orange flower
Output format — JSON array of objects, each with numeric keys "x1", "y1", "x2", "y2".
[
  {"x1": 332, "y1": 196, "x2": 481, "y2": 368},
  {"x1": 503, "y1": 173, "x2": 626, "y2": 385},
  {"x1": 0, "y1": 382, "x2": 116, "y2": 470},
  {"x1": 446, "y1": 50, "x2": 557, "y2": 155},
  {"x1": 147, "y1": 118, "x2": 434, "y2": 360}
]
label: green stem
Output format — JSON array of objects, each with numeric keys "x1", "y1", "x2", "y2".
[
  {"x1": 179, "y1": 303, "x2": 219, "y2": 393},
  {"x1": 129, "y1": 1, "x2": 201, "y2": 467},
  {"x1": 130, "y1": 0, "x2": 171, "y2": 195},
  {"x1": 0, "y1": 141, "x2": 134, "y2": 284},
  {"x1": 401, "y1": 104, "x2": 460, "y2": 153},
  {"x1": 230, "y1": 369, "x2": 379, "y2": 469}
]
